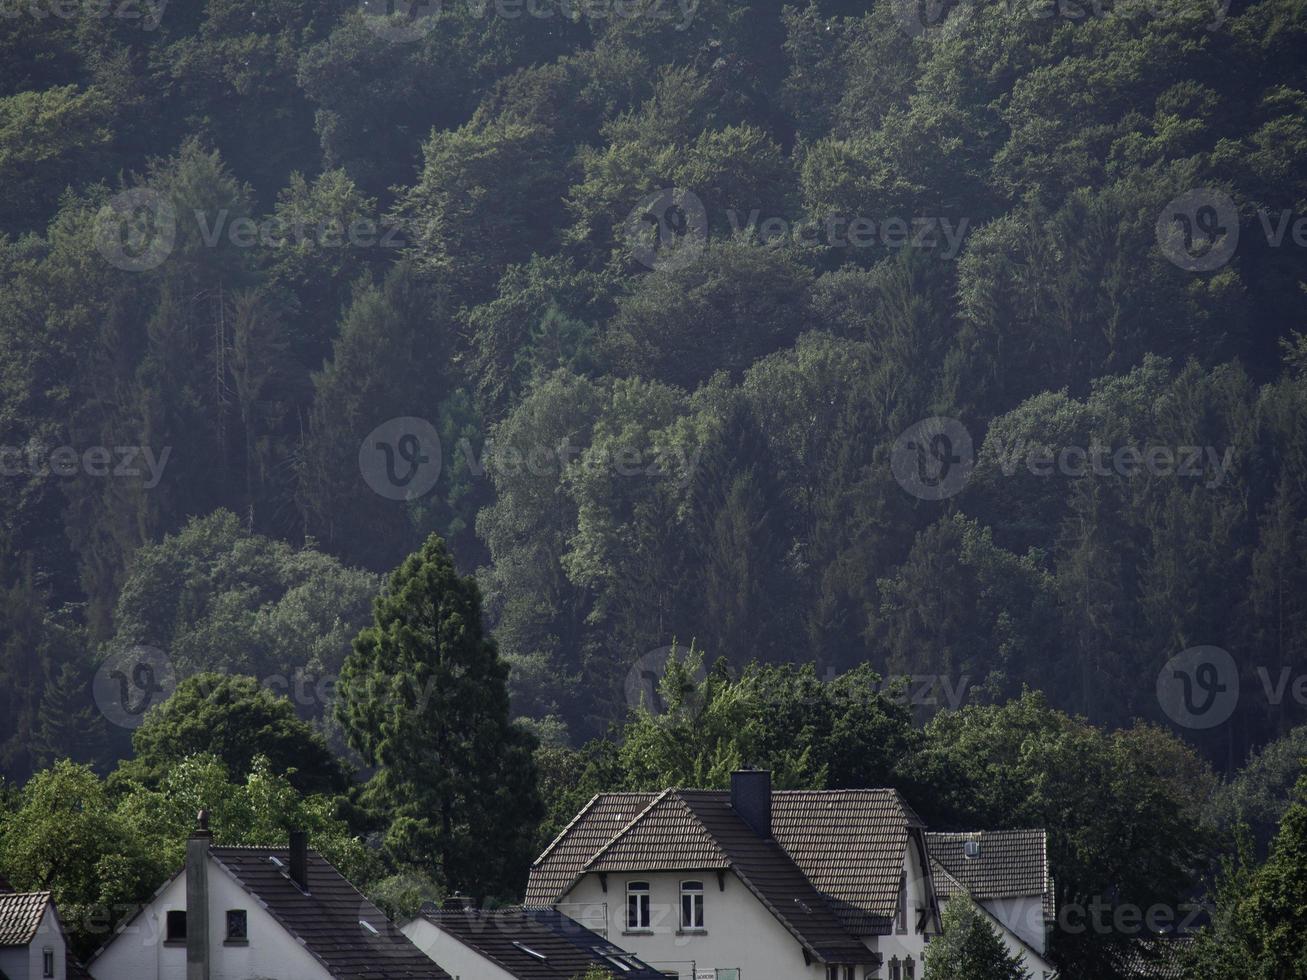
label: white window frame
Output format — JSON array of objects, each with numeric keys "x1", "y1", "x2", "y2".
[
  {"x1": 626, "y1": 881, "x2": 651, "y2": 930},
  {"x1": 680, "y1": 879, "x2": 705, "y2": 930}
]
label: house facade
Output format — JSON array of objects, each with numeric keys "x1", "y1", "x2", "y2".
[
  {"x1": 527, "y1": 771, "x2": 941, "y2": 980},
  {"x1": 0, "y1": 888, "x2": 75, "y2": 980},
  {"x1": 89, "y1": 818, "x2": 446, "y2": 980},
  {"x1": 527, "y1": 770, "x2": 1059, "y2": 980}
]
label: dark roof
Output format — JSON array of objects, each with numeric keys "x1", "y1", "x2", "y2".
[
  {"x1": 0, "y1": 891, "x2": 50, "y2": 947},
  {"x1": 1111, "y1": 936, "x2": 1194, "y2": 979},
  {"x1": 925, "y1": 830, "x2": 1054, "y2": 921},
  {"x1": 417, "y1": 906, "x2": 665, "y2": 979},
  {"x1": 209, "y1": 846, "x2": 449, "y2": 980}
]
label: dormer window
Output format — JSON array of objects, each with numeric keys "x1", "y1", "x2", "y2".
[
  {"x1": 680, "y1": 880, "x2": 704, "y2": 930},
  {"x1": 626, "y1": 881, "x2": 651, "y2": 930}
]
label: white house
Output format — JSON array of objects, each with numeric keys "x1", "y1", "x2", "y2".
[
  {"x1": 402, "y1": 904, "x2": 666, "y2": 979},
  {"x1": 88, "y1": 817, "x2": 446, "y2": 980},
  {"x1": 525, "y1": 770, "x2": 942, "y2": 980},
  {"x1": 0, "y1": 884, "x2": 77, "y2": 980},
  {"x1": 926, "y1": 830, "x2": 1058, "y2": 979}
]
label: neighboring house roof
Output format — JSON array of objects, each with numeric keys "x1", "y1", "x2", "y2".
[
  {"x1": 208, "y1": 846, "x2": 449, "y2": 980},
  {"x1": 0, "y1": 890, "x2": 51, "y2": 947},
  {"x1": 416, "y1": 906, "x2": 666, "y2": 979},
  {"x1": 926, "y1": 830, "x2": 1055, "y2": 921},
  {"x1": 1111, "y1": 936, "x2": 1193, "y2": 980},
  {"x1": 529, "y1": 789, "x2": 912, "y2": 964}
]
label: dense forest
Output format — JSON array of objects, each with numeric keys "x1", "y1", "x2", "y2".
[{"x1": 2, "y1": 0, "x2": 1307, "y2": 976}]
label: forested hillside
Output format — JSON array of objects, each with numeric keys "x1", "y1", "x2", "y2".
[{"x1": 3, "y1": 2, "x2": 1307, "y2": 975}]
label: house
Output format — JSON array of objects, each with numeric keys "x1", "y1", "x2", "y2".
[
  {"x1": 525, "y1": 770, "x2": 942, "y2": 980},
  {"x1": 0, "y1": 883, "x2": 79, "y2": 980},
  {"x1": 402, "y1": 903, "x2": 667, "y2": 979},
  {"x1": 88, "y1": 814, "x2": 447, "y2": 980},
  {"x1": 926, "y1": 831, "x2": 1058, "y2": 979}
]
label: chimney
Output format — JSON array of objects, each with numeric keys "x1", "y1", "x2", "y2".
[
  {"x1": 731, "y1": 769, "x2": 772, "y2": 839},
  {"x1": 186, "y1": 811, "x2": 211, "y2": 980},
  {"x1": 441, "y1": 894, "x2": 474, "y2": 911},
  {"x1": 289, "y1": 830, "x2": 309, "y2": 892}
]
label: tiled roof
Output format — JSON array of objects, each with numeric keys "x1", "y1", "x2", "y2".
[
  {"x1": 587, "y1": 790, "x2": 730, "y2": 872},
  {"x1": 772, "y1": 790, "x2": 922, "y2": 934},
  {"x1": 925, "y1": 830, "x2": 1054, "y2": 921},
  {"x1": 525, "y1": 792, "x2": 657, "y2": 907},
  {"x1": 0, "y1": 891, "x2": 50, "y2": 947},
  {"x1": 209, "y1": 847, "x2": 450, "y2": 980},
  {"x1": 1111, "y1": 936, "x2": 1193, "y2": 979},
  {"x1": 418, "y1": 906, "x2": 666, "y2": 979}
]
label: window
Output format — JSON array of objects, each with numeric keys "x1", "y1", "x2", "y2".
[
  {"x1": 626, "y1": 881, "x2": 650, "y2": 930},
  {"x1": 895, "y1": 873, "x2": 907, "y2": 933},
  {"x1": 226, "y1": 909, "x2": 248, "y2": 943},
  {"x1": 680, "y1": 880, "x2": 704, "y2": 929},
  {"x1": 165, "y1": 910, "x2": 187, "y2": 943},
  {"x1": 42, "y1": 948, "x2": 54, "y2": 978},
  {"x1": 905, "y1": 956, "x2": 916, "y2": 979},
  {"x1": 889, "y1": 956, "x2": 901, "y2": 980}
]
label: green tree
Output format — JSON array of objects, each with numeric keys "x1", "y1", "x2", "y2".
[
  {"x1": 924, "y1": 895, "x2": 1031, "y2": 980},
  {"x1": 336, "y1": 533, "x2": 542, "y2": 898},
  {"x1": 114, "y1": 673, "x2": 348, "y2": 796}
]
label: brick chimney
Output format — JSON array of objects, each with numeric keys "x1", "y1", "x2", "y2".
[
  {"x1": 731, "y1": 769, "x2": 772, "y2": 839},
  {"x1": 186, "y1": 810, "x2": 211, "y2": 980},
  {"x1": 289, "y1": 830, "x2": 309, "y2": 892}
]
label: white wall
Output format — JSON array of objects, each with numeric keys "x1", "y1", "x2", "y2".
[
  {"x1": 0, "y1": 902, "x2": 67, "y2": 980},
  {"x1": 874, "y1": 832, "x2": 933, "y2": 977},
  {"x1": 89, "y1": 856, "x2": 332, "y2": 980},
  {"x1": 974, "y1": 899, "x2": 1056, "y2": 980},
  {"x1": 560, "y1": 870, "x2": 864, "y2": 980},
  {"x1": 401, "y1": 918, "x2": 517, "y2": 980}
]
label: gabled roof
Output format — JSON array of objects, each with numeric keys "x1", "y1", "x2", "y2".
[
  {"x1": 0, "y1": 890, "x2": 50, "y2": 947},
  {"x1": 416, "y1": 906, "x2": 665, "y2": 979},
  {"x1": 586, "y1": 790, "x2": 730, "y2": 872},
  {"x1": 209, "y1": 846, "x2": 449, "y2": 980},
  {"x1": 929, "y1": 864, "x2": 1052, "y2": 969},
  {"x1": 926, "y1": 830, "x2": 1054, "y2": 921},
  {"x1": 1110, "y1": 936, "x2": 1193, "y2": 979},
  {"x1": 526, "y1": 793, "x2": 657, "y2": 906}
]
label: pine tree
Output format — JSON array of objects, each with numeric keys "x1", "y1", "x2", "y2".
[
  {"x1": 923, "y1": 895, "x2": 1032, "y2": 980},
  {"x1": 336, "y1": 533, "x2": 541, "y2": 898}
]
